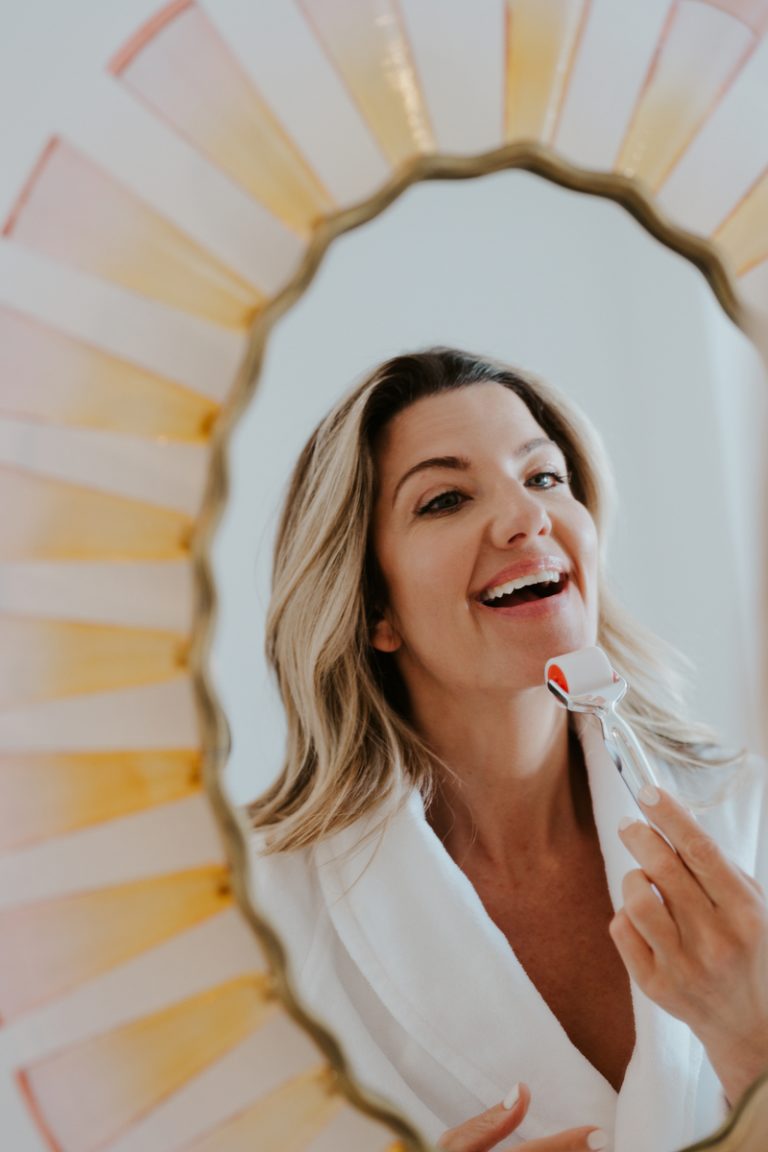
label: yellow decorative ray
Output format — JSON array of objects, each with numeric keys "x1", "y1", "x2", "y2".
[
  {"x1": 182, "y1": 1065, "x2": 343, "y2": 1152},
  {"x1": 0, "y1": 867, "x2": 232, "y2": 1021},
  {"x1": 20, "y1": 975, "x2": 275, "y2": 1152},
  {"x1": 504, "y1": 0, "x2": 590, "y2": 144},
  {"x1": 0, "y1": 467, "x2": 192, "y2": 560},
  {"x1": 112, "y1": 0, "x2": 334, "y2": 236},
  {"x1": 714, "y1": 165, "x2": 768, "y2": 274},
  {"x1": 0, "y1": 305, "x2": 218, "y2": 439},
  {"x1": 616, "y1": 0, "x2": 768, "y2": 190},
  {"x1": 299, "y1": 0, "x2": 434, "y2": 165},
  {"x1": 0, "y1": 749, "x2": 201, "y2": 853},
  {"x1": 3, "y1": 138, "x2": 262, "y2": 329},
  {"x1": 0, "y1": 616, "x2": 187, "y2": 709}
]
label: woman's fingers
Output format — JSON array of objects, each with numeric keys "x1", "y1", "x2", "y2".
[
  {"x1": 609, "y1": 904, "x2": 658, "y2": 992},
  {"x1": 613, "y1": 787, "x2": 768, "y2": 1102},
  {"x1": 618, "y1": 816, "x2": 711, "y2": 941},
  {"x1": 521, "y1": 1128, "x2": 609, "y2": 1152},
  {"x1": 634, "y1": 787, "x2": 754, "y2": 913},
  {"x1": 619, "y1": 868, "x2": 680, "y2": 955},
  {"x1": 437, "y1": 1085, "x2": 607, "y2": 1152},
  {"x1": 437, "y1": 1084, "x2": 529, "y2": 1152}
]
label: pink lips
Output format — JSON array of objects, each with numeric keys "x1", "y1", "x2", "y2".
[{"x1": 475, "y1": 554, "x2": 570, "y2": 602}]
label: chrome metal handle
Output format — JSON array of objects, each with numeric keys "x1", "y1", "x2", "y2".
[{"x1": 601, "y1": 710, "x2": 663, "y2": 812}]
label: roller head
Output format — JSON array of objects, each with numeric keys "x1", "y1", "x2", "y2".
[{"x1": 545, "y1": 646, "x2": 625, "y2": 708}]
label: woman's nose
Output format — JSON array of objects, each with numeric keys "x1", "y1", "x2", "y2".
[{"x1": 488, "y1": 481, "x2": 552, "y2": 547}]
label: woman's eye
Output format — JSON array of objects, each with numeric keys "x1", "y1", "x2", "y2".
[
  {"x1": 416, "y1": 490, "x2": 467, "y2": 516},
  {"x1": 526, "y1": 470, "x2": 569, "y2": 490}
]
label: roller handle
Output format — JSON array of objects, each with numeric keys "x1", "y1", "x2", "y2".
[{"x1": 602, "y1": 711, "x2": 664, "y2": 811}]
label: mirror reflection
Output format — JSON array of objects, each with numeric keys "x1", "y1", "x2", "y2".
[{"x1": 211, "y1": 169, "x2": 768, "y2": 1151}]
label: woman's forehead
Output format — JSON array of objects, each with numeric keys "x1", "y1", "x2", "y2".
[{"x1": 375, "y1": 382, "x2": 548, "y2": 469}]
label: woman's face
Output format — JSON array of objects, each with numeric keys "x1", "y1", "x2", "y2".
[{"x1": 370, "y1": 382, "x2": 600, "y2": 704}]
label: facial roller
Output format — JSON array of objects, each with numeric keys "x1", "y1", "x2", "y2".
[{"x1": 545, "y1": 645, "x2": 665, "y2": 818}]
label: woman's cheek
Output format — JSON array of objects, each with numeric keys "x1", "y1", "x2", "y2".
[
  {"x1": 571, "y1": 504, "x2": 600, "y2": 563},
  {"x1": 405, "y1": 530, "x2": 472, "y2": 617},
  {"x1": 577, "y1": 513, "x2": 601, "y2": 628}
]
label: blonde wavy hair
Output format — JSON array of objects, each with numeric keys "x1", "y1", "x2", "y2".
[{"x1": 250, "y1": 348, "x2": 739, "y2": 852}]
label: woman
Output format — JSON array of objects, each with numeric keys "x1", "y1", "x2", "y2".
[{"x1": 249, "y1": 348, "x2": 768, "y2": 1152}]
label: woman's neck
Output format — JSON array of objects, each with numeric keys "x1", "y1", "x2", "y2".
[{"x1": 417, "y1": 687, "x2": 593, "y2": 876}]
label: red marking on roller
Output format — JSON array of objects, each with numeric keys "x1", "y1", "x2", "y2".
[{"x1": 548, "y1": 664, "x2": 569, "y2": 693}]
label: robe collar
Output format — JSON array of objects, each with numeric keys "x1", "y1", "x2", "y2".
[{"x1": 314, "y1": 714, "x2": 725, "y2": 1151}]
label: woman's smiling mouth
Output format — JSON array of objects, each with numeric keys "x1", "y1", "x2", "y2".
[
  {"x1": 476, "y1": 571, "x2": 571, "y2": 614},
  {"x1": 475, "y1": 554, "x2": 572, "y2": 612},
  {"x1": 476, "y1": 559, "x2": 573, "y2": 617},
  {"x1": 481, "y1": 568, "x2": 564, "y2": 604}
]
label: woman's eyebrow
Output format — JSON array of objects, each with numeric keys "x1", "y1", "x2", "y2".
[
  {"x1": 392, "y1": 456, "x2": 469, "y2": 505},
  {"x1": 391, "y1": 438, "x2": 558, "y2": 505}
]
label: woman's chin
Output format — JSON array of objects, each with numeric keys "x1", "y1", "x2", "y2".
[{"x1": 494, "y1": 623, "x2": 598, "y2": 688}]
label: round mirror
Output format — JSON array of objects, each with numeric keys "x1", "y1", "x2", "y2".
[{"x1": 213, "y1": 162, "x2": 768, "y2": 1149}]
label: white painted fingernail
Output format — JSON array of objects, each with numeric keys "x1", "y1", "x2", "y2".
[
  {"x1": 638, "y1": 784, "x2": 660, "y2": 806},
  {"x1": 587, "y1": 1130, "x2": 608, "y2": 1150},
  {"x1": 618, "y1": 816, "x2": 634, "y2": 833},
  {"x1": 502, "y1": 1083, "x2": 521, "y2": 1109}
]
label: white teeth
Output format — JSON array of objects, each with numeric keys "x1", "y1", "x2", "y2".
[{"x1": 481, "y1": 569, "x2": 563, "y2": 602}]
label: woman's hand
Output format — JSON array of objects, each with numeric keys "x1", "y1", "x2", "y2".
[
  {"x1": 612, "y1": 785, "x2": 768, "y2": 1105},
  {"x1": 437, "y1": 1083, "x2": 607, "y2": 1151}
]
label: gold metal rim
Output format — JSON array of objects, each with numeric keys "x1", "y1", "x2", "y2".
[{"x1": 678, "y1": 1071, "x2": 768, "y2": 1151}]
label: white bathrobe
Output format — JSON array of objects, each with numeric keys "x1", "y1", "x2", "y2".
[{"x1": 249, "y1": 715, "x2": 768, "y2": 1152}]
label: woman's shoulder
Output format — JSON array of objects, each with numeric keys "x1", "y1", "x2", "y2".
[
  {"x1": 247, "y1": 830, "x2": 323, "y2": 980},
  {"x1": 245, "y1": 788, "x2": 422, "y2": 970},
  {"x1": 248, "y1": 829, "x2": 320, "y2": 907}
]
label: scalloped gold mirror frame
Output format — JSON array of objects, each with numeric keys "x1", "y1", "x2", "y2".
[
  {"x1": 194, "y1": 141, "x2": 767, "y2": 1152},
  {"x1": 680, "y1": 1070, "x2": 768, "y2": 1151}
]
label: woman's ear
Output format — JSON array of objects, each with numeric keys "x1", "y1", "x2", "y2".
[{"x1": 370, "y1": 612, "x2": 402, "y2": 653}]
